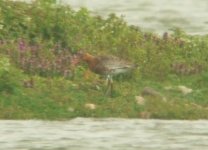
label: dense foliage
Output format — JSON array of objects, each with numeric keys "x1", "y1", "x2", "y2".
[{"x1": 0, "y1": 0, "x2": 208, "y2": 119}]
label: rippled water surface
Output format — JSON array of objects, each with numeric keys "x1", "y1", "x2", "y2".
[
  {"x1": 1, "y1": 118, "x2": 208, "y2": 150},
  {"x1": 59, "y1": 0, "x2": 208, "y2": 34}
]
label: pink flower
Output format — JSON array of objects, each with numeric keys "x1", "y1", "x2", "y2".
[{"x1": 18, "y1": 40, "x2": 26, "y2": 52}]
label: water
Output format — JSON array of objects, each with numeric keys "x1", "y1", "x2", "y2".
[
  {"x1": 59, "y1": 0, "x2": 208, "y2": 35},
  {"x1": 1, "y1": 118, "x2": 208, "y2": 150}
]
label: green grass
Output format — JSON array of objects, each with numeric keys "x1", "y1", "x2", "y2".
[{"x1": 0, "y1": 0, "x2": 208, "y2": 120}]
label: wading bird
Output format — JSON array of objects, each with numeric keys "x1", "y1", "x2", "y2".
[{"x1": 76, "y1": 52, "x2": 137, "y2": 96}]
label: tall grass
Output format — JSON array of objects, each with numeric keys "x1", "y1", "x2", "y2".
[{"x1": 0, "y1": 0, "x2": 208, "y2": 119}]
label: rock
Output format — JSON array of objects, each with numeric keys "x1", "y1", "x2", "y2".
[
  {"x1": 67, "y1": 107, "x2": 75, "y2": 112},
  {"x1": 190, "y1": 102, "x2": 202, "y2": 109},
  {"x1": 141, "y1": 87, "x2": 161, "y2": 97},
  {"x1": 178, "y1": 85, "x2": 193, "y2": 95},
  {"x1": 23, "y1": 78, "x2": 34, "y2": 88},
  {"x1": 85, "y1": 103, "x2": 96, "y2": 110},
  {"x1": 164, "y1": 86, "x2": 173, "y2": 90},
  {"x1": 140, "y1": 111, "x2": 151, "y2": 119},
  {"x1": 135, "y1": 96, "x2": 145, "y2": 105},
  {"x1": 141, "y1": 87, "x2": 166, "y2": 101}
]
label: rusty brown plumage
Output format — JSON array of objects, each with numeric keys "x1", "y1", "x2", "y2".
[
  {"x1": 76, "y1": 52, "x2": 138, "y2": 96},
  {"x1": 75, "y1": 53, "x2": 137, "y2": 96},
  {"x1": 79, "y1": 53, "x2": 137, "y2": 75}
]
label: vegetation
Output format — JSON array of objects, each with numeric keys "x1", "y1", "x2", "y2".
[{"x1": 1, "y1": 0, "x2": 208, "y2": 120}]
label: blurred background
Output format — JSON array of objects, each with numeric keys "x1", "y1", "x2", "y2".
[{"x1": 59, "y1": 0, "x2": 208, "y2": 35}]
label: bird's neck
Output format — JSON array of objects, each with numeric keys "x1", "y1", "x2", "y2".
[{"x1": 83, "y1": 54, "x2": 97, "y2": 69}]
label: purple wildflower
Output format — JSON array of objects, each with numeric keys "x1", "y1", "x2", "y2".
[{"x1": 18, "y1": 39, "x2": 26, "y2": 52}]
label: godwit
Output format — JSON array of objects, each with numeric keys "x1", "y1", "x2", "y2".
[{"x1": 76, "y1": 52, "x2": 137, "y2": 96}]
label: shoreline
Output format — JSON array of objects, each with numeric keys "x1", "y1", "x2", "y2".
[{"x1": 0, "y1": 0, "x2": 208, "y2": 120}]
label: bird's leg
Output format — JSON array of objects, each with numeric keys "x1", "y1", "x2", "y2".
[
  {"x1": 109, "y1": 75, "x2": 113, "y2": 97},
  {"x1": 105, "y1": 75, "x2": 111, "y2": 96},
  {"x1": 105, "y1": 75, "x2": 113, "y2": 97}
]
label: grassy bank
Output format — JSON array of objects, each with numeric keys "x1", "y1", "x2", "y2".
[{"x1": 1, "y1": 0, "x2": 208, "y2": 120}]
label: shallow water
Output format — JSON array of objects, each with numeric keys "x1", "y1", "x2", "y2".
[
  {"x1": 1, "y1": 118, "x2": 208, "y2": 150},
  {"x1": 60, "y1": 0, "x2": 208, "y2": 35}
]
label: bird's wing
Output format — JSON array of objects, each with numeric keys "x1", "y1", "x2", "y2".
[{"x1": 96, "y1": 55, "x2": 137, "y2": 72}]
